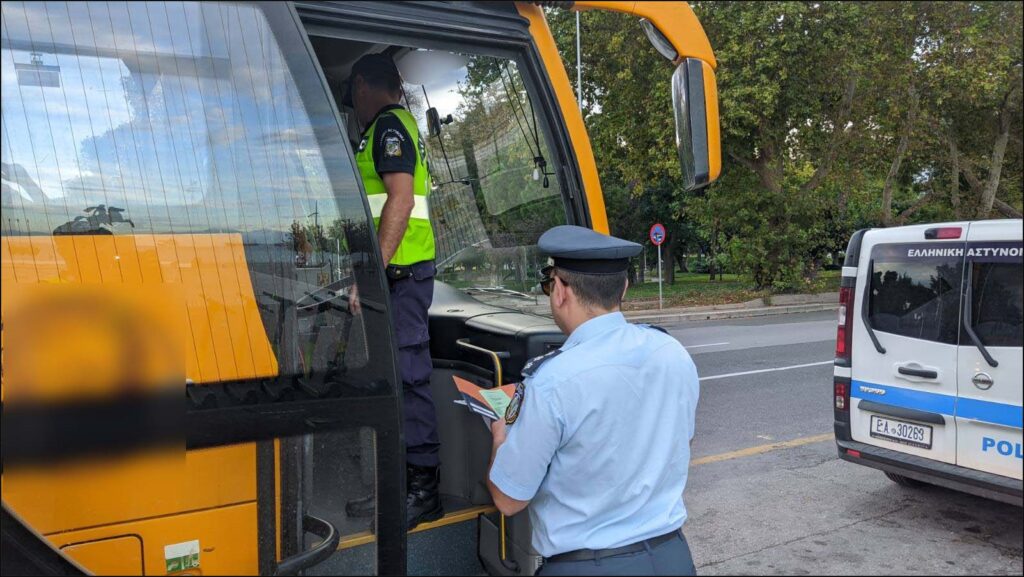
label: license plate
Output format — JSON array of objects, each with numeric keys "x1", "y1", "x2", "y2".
[{"x1": 870, "y1": 415, "x2": 933, "y2": 450}]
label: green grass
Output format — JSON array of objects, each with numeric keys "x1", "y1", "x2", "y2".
[{"x1": 623, "y1": 269, "x2": 841, "y2": 309}]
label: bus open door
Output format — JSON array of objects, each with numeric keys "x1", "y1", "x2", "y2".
[{"x1": 2, "y1": 1, "x2": 719, "y2": 575}]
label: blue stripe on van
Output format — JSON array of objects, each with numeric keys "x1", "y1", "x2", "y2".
[
  {"x1": 851, "y1": 380, "x2": 1022, "y2": 430},
  {"x1": 958, "y1": 396, "x2": 1024, "y2": 429}
]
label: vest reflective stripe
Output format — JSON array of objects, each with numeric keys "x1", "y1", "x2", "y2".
[
  {"x1": 356, "y1": 107, "x2": 435, "y2": 266},
  {"x1": 366, "y1": 193, "x2": 431, "y2": 220}
]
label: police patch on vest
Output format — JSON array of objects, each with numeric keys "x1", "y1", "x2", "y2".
[
  {"x1": 384, "y1": 136, "x2": 402, "y2": 157},
  {"x1": 380, "y1": 127, "x2": 406, "y2": 158},
  {"x1": 505, "y1": 382, "x2": 525, "y2": 425}
]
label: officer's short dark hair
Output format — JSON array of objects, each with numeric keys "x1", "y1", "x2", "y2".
[
  {"x1": 555, "y1": 268, "x2": 627, "y2": 310},
  {"x1": 352, "y1": 53, "x2": 402, "y2": 96}
]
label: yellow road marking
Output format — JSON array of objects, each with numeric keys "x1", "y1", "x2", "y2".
[
  {"x1": 337, "y1": 505, "x2": 497, "y2": 551},
  {"x1": 691, "y1": 433, "x2": 834, "y2": 467}
]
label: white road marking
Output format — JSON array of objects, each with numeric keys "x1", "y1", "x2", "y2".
[
  {"x1": 685, "y1": 342, "x2": 730, "y2": 349},
  {"x1": 699, "y1": 360, "x2": 833, "y2": 381}
]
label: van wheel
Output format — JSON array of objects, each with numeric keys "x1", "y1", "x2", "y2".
[{"x1": 884, "y1": 471, "x2": 925, "y2": 488}]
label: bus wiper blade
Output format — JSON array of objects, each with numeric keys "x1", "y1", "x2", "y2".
[{"x1": 465, "y1": 286, "x2": 535, "y2": 300}]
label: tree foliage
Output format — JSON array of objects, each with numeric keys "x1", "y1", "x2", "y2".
[{"x1": 547, "y1": 2, "x2": 1022, "y2": 290}]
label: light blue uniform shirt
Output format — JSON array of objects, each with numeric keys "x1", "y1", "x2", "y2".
[{"x1": 489, "y1": 312, "x2": 700, "y2": 557}]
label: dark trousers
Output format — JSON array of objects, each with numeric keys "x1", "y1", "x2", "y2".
[
  {"x1": 538, "y1": 532, "x2": 696, "y2": 576},
  {"x1": 389, "y1": 261, "x2": 439, "y2": 468}
]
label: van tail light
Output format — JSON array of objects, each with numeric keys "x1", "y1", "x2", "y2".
[
  {"x1": 836, "y1": 286, "x2": 854, "y2": 363},
  {"x1": 835, "y1": 379, "x2": 850, "y2": 411}
]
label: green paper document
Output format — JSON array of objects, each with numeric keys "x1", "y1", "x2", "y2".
[{"x1": 479, "y1": 388, "x2": 512, "y2": 419}]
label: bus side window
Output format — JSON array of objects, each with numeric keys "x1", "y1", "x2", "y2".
[{"x1": 1, "y1": 0, "x2": 388, "y2": 389}]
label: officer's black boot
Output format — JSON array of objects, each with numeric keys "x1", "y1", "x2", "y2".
[
  {"x1": 344, "y1": 494, "x2": 375, "y2": 518},
  {"x1": 406, "y1": 464, "x2": 443, "y2": 530}
]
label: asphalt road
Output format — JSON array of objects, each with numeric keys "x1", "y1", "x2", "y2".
[{"x1": 664, "y1": 311, "x2": 1023, "y2": 576}]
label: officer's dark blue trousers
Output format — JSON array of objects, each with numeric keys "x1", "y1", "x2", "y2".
[
  {"x1": 537, "y1": 532, "x2": 696, "y2": 576},
  {"x1": 389, "y1": 261, "x2": 440, "y2": 468}
]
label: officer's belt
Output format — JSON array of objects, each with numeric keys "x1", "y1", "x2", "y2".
[{"x1": 545, "y1": 529, "x2": 680, "y2": 564}]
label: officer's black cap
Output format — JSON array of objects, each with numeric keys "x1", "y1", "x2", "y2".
[
  {"x1": 538, "y1": 225, "x2": 642, "y2": 275},
  {"x1": 342, "y1": 53, "x2": 402, "y2": 107}
]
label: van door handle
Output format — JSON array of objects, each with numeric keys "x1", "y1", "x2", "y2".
[{"x1": 897, "y1": 365, "x2": 938, "y2": 379}]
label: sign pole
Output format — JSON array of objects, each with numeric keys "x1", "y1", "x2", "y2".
[{"x1": 649, "y1": 223, "x2": 666, "y2": 310}]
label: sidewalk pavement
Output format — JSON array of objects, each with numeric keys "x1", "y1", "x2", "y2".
[{"x1": 622, "y1": 292, "x2": 838, "y2": 325}]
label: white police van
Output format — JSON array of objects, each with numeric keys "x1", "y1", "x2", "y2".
[{"x1": 833, "y1": 219, "x2": 1023, "y2": 506}]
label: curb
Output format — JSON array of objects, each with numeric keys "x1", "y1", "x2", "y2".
[{"x1": 624, "y1": 302, "x2": 837, "y2": 325}]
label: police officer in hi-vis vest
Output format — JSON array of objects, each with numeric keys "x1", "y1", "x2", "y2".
[{"x1": 342, "y1": 53, "x2": 442, "y2": 529}]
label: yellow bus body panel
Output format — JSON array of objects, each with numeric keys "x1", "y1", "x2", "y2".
[
  {"x1": 570, "y1": 1, "x2": 717, "y2": 68},
  {"x1": 2, "y1": 233, "x2": 272, "y2": 575},
  {"x1": 60, "y1": 535, "x2": 144, "y2": 575},
  {"x1": 702, "y1": 60, "x2": 722, "y2": 182},
  {"x1": 48, "y1": 502, "x2": 258, "y2": 575}
]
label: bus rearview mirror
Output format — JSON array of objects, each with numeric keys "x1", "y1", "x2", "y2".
[{"x1": 672, "y1": 58, "x2": 721, "y2": 192}]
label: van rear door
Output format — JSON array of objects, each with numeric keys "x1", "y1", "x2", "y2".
[
  {"x1": 850, "y1": 225, "x2": 966, "y2": 464},
  {"x1": 956, "y1": 221, "x2": 1023, "y2": 479}
]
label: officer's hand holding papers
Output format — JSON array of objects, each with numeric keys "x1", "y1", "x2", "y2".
[{"x1": 452, "y1": 375, "x2": 516, "y2": 427}]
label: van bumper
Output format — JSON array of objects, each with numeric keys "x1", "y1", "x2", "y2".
[{"x1": 835, "y1": 435, "x2": 1023, "y2": 507}]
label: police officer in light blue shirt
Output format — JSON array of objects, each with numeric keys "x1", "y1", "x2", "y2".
[{"x1": 487, "y1": 225, "x2": 701, "y2": 576}]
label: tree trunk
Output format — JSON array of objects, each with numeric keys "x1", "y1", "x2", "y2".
[
  {"x1": 974, "y1": 76, "x2": 1020, "y2": 219},
  {"x1": 882, "y1": 87, "x2": 919, "y2": 226},
  {"x1": 675, "y1": 243, "x2": 688, "y2": 274},
  {"x1": 948, "y1": 134, "x2": 962, "y2": 220},
  {"x1": 707, "y1": 227, "x2": 717, "y2": 281},
  {"x1": 993, "y1": 198, "x2": 1023, "y2": 218},
  {"x1": 896, "y1": 188, "x2": 938, "y2": 225},
  {"x1": 728, "y1": 151, "x2": 783, "y2": 194},
  {"x1": 801, "y1": 76, "x2": 859, "y2": 194},
  {"x1": 977, "y1": 126, "x2": 1011, "y2": 219},
  {"x1": 662, "y1": 236, "x2": 676, "y2": 285}
]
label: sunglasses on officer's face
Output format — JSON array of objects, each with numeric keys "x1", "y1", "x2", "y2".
[{"x1": 540, "y1": 265, "x2": 557, "y2": 297}]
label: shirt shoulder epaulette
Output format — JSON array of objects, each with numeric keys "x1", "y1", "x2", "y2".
[
  {"x1": 637, "y1": 323, "x2": 670, "y2": 335},
  {"x1": 521, "y1": 348, "x2": 562, "y2": 379}
]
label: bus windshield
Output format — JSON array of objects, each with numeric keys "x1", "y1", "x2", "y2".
[{"x1": 400, "y1": 50, "x2": 567, "y2": 315}]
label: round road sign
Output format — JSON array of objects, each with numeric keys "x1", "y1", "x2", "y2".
[{"x1": 649, "y1": 223, "x2": 666, "y2": 246}]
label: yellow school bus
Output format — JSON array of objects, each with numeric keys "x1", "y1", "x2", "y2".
[{"x1": 0, "y1": 1, "x2": 718, "y2": 574}]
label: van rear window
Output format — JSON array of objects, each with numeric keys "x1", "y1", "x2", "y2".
[
  {"x1": 968, "y1": 244, "x2": 1023, "y2": 348},
  {"x1": 867, "y1": 243, "x2": 964, "y2": 345}
]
